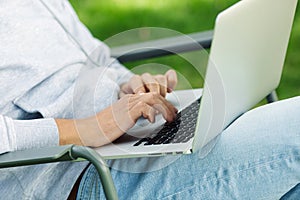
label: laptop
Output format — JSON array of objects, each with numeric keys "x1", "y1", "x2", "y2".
[{"x1": 95, "y1": 0, "x2": 298, "y2": 159}]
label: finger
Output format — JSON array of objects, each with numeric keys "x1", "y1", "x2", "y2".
[
  {"x1": 165, "y1": 70, "x2": 177, "y2": 93},
  {"x1": 120, "y1": 83, "x2": 133, "y2": 95},
  {"x1": 132, "y1": 92, "x2": 178, "y2": 117},
  {"x1": 139, "y1": 93, "x2": 177, "y2": 122},
  {"x1": 131, "y1": 101, "x2": 156, "y2": 123},
  {"x1": 141, "y1": 73, "x2": 160, "y2": 94},
  {"x1": 119, "y1": 83, "x2": 132, "y2": 98},
  {"x1": 141, "y1": 104, "x2": 156, "y2": 123},
  {"x1": 129, "y1": 75, "x2": 146, "y2": 94},
  {"x1": 118, "y1": 90, "x2": 127, "y2": 98},
  {"x1": 154, "y1": 75, "x2": 167, "y2": 97},
  {"x1": 152, "y1": 93, "x2": 178, "y2": 115},
  {"x1": 153, "y1": 101, "x2": 178, "y2": 122}
]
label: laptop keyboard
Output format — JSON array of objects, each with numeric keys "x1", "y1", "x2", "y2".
[{"x1": 133, "y1": 98, "x2": 201, "y2": 146}]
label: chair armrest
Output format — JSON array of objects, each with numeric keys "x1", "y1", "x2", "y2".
[
  {"x1": 111, "y1": 30, "x2": 213, "y2": 63},
  {"x1": 0, "y1": 145, "x2": 75, "y2": 168},
  {"x1": 0, "y1": 145, "x2": 118, "y2": 200}
]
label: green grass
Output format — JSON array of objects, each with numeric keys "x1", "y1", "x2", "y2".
[{"x1": 70, "y1": 0, "x2": 300, "y2": 99}]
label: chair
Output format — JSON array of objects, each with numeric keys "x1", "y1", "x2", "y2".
[{"x1": 0, "y1": 30, "x2": 290, "y2": 200}]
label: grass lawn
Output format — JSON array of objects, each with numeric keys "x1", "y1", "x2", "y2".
[{"x1": 70, "y1": 0, "x2": 300, "y2": 100}]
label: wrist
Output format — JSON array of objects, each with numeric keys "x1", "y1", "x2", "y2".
[{"x1": 55, "y1": 119, "x2": 83, "y2": 146}]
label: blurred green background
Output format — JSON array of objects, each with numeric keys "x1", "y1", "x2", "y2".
[{"x1": 70, "y1": 0, "x2": 300, "y2": 100}]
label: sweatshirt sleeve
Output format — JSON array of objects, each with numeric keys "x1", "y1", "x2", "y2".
[
  {"x1": 0, "y1": 115, "x2": 59, "y2": 155},
  {"x1": 108, "y1": 57, "x2": 134, "y2": 85}
]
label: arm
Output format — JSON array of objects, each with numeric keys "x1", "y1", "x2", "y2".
[
  {"x1": 56, "y1": 65, "x2": 179, "y2": 147},
  {"x1": 56, "y1": 92, "x2": 177, "y2": 147},
  {"x1": 0, "y1": 91, "x2": 177, "y2": 155}
]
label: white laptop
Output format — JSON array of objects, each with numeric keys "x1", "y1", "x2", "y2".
[{"x1": 95, "y1": 0, "x2": 298, "y2": 159}]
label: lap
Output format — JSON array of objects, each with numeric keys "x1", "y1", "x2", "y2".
[{"x1": 77, "y1": 97, "x2": 300, "y2": 200}]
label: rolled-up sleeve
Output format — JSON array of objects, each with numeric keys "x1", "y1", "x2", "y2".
[{"x1": 0, "y1": 115, "x2": 59, "y2": 154}]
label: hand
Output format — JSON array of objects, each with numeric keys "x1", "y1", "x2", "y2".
[
  {"x1": 119, "y1": 69, "x2": 177, "y2": 98},
  {"x1": 56, "y1": 92, "x2": 177, "y2": 147}
]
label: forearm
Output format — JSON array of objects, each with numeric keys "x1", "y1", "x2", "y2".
[
  {"x1": 55, "y1": 109, "x2": 122, "y2": 148},
  {"x1": 55, "y1": 119, "x2": 83, "y2": 146}
]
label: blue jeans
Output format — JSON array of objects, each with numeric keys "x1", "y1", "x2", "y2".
[{"x1": 76, "y1": 97, "x2": 300, "y2": 200}]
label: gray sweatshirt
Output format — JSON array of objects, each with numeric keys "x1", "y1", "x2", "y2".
[{"x1": 0, "y1": 0, "x2": 132, "y2": 199}]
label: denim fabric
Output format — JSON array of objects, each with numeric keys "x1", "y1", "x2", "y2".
[
  {"x1": 77, "y1": 96, "x2": 300, "y2": 200},
  {"x1": 280, "y1": 183, "x2": 300, "y2": 200}
]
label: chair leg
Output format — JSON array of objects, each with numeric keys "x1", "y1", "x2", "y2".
[
  {"x1": 71, "y1": 146, "x2": 118, "y2": 200},
  {"x1": 266, "y1": 90, "x2": 278, "y2": 103}
]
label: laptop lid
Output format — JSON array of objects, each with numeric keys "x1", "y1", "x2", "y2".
[{"x1": 194, "y1": 0, "x2": 298, "y2": 150}]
